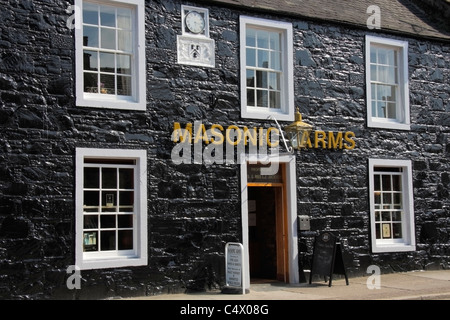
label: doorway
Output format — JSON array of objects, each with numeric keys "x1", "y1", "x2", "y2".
[
  {"x1": 248, "y1": 186, "x2": 287, "y2": 282},
  {"x1": 245, "y1": 161, "x2": 289, "y2": 283},
  {"x1": 240, "y1": 154, "x2": 299, "y2": 288}
]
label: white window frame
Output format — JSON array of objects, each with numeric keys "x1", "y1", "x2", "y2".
[
  {"x1": 75, "y1": 0, "x2": 146, "y2": 111},
  {"x1": 75, "y1": 148, "x2": 147, "y2": 270},
  {"x1": 240, "y1": 16, "x2": 294, "y2": 122},
  {"x1": 366, "y1": 36, "x2": 410, "y2": 130},
  {"x1": 368, "y1": 159, "x2": 415, "y2": 253}
]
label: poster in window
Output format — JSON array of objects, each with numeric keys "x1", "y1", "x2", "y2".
[{"x1": 382, "y1": 223, "x2": 391, "y2": 238}]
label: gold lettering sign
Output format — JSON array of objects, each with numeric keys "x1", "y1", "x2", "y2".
[
  {"x1": 172, "y1": 122, "x2": 356, "y2": 150},
  {"x1": 173, "y1": 122, "x2": 280, "y2": 147}
]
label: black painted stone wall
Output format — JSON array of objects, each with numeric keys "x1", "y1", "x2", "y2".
[{"x1": 0, "y1": 0, "x2": 449, "y2": 299}]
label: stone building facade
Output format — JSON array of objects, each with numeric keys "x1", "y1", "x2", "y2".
[{"x1": 0, "y1": 0, "x2": 449, "y2": 299}]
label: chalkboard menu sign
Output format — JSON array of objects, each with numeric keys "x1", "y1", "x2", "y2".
[{"x1": 309, "y1": 231, "x2": 348, "y2": 287}]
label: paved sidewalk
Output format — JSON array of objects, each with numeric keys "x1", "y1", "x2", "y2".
[{"x1": 124, "y1": 270, "x2": 450, "y2": 300}]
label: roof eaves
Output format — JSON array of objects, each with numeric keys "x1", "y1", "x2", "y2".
[{"x1": 202, "y1": 0, "x2": 450, "y2": 42}]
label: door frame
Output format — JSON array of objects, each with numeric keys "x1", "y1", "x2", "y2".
[
  {"x1": 247, "y1": 184, "x2": 287, "y2": 282},
  {"x1": 240, "y1": 153, "x2": 299, "y2": 288}
]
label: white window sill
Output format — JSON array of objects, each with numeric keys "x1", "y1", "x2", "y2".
[
  {"x1": 368, "y1": 119, "x2": 410, "y2": 131},
  {"x1": 76, "y1": 95, "x2": 146, "y2": 111},
  {"x1": 79, "y1": 255, "x2": 147, "y2": 270},
  {"x1": 242, "y1": 107, "x2": 294, "y2": 122},
  {"x1": 372, "y1": 243, "x2": 415, "y2": 253}
]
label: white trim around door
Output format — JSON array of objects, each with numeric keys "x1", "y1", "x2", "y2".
[{"x1": 240, "y1": 153, "x2": 298, "y2": 288}]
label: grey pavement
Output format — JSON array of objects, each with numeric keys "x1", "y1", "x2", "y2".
[{"x1": 123, "y1": 270, "x2": 450, "y2": 300}]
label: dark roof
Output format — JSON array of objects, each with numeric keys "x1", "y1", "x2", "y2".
[{"x1": 208, "y1": 0, "x2": 450, "y2": 41}]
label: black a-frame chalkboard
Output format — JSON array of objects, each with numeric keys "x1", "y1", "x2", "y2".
[{"x1": 309, "y1": 231, "x2": 349, "y2": 287}]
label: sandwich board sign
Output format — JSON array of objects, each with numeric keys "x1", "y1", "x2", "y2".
[
  {"x1": 309, "y1": 231, "x2": 349, "y2": 287},
  {"x1": 224, "y1": 242, "x2": 246, "y2": 294}
]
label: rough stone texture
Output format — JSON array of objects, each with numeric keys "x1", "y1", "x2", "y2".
[{"x1": 0, "y1": 0, "x2": 449, "y2": 299}]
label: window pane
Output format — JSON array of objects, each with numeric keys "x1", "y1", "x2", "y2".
[
  {"x1": 118, "y1": 230, "x2": 133, "y2": 250},
  {"x1": 102, "y1": 191, "x2": 116, "y2": 211},
  {"x1": 83, "y1": 231, "x2": 98, "y2": 251},
  {"x1": 388, "y1": 86, "x2": 396, "y2": 102},
  {"x1": 117, "y1": 8, "x2": 132, "y2": 29},
  {"x1": 247, "y1": 89, "x2": 255, "y2": 106},
  {"x1": 119, "y1": 191, "x2": 134, "y2": 206},
  {"x1": 102, "y1": 168, "x2": 117, "y2": 188},
  {"x1": 393, "y1": 223, "x2": 402, "y2": 238},
  {"x1": 84, "y1": 191, "x2": 99, "y2": 207},
  {"x1": 392, "y1": 211, "x2": 402, "y2": 221},
  {"x1": 117, "y1": 54, "x2": 131, "y2": 74},
  {"x1": 378, "y1": 48, "x2": 388, "y2": 65},
  {"x1": 378, "y1": 66, "x2": 396, "y2": 84},
  {"x1": 268, "y1": 72, "x2": 280, "y2": 90},
  {"x1": 257, "y1": 31, "x2": 269, "y2": 48},
  {"x1": 119, "y1": 168, "x2": 134, "y2": 189},
  {"x1": 101, "y1": 215, "x2": 116, "y2": 228},
  {"x1": 386, "y1": 50, "x2": 397, "y2": 66},
  {"x1": 100, "y1": 52, "x2": 115, "y2": 73},
  {"x1": 377, "y1": 101, "x2": 385, "y2": 118},
  {"x1": 101, "y1": 27, "x2": 116, "y2": 49},
  {"x1": 100, "y1": 74, "x2": 115, "y2": 95},
  {"x1": 100, "y1": 5, "x2": 116, "y2": 27},
  {"x1": 371, "y1": 101, "x2": 377, "y2": 117},
  {"x1": 84, "y1": 215, "x2": 98, "y2": 229},
  {"x1": 256, "y1": 70, "x2": 267, "y2": 88},
  {"x1": 382, "y1": 175, "x2": 391, "y2": 191},
  {"x1": 271, "y1": 51, "x2": 281, "y2": 70},
  {"x1": 101, "y1": 231, "x2": 116, "y2": 250},
  {"x1": 375, "y1": 211, "x2": 381, "y2": 221},
  {"x1": 371, "y1": 83, "x2": 376, "y2": 100},
  {"x1": 374, "y1": 192, "x2": 381, "y2": 205},
  {"x1": 370, "y1": 65, "x2": 377, "y2": 81},
  {"x1": 246, "y1": 48, "x2": 256, "y2": 67},
  {"x1": 257, "y1": 90, "x2": 268, "y2": 108},
  {"x1": 269, "y1": 91, "x2": 281, "y2": 109},
  {"x1": 269, "y1": 32, "x2": 280, "y2": 51},
  {"x1": 117, "y1": 76, "x2": 132, "y2": 96},
  {"x1": 84, "y1": 50, "x2": 98, "y2": 71},
  {"x1": 118, "y1": 214, "x2": 133, "y2": 228},
  {"x1": 83, "y1": 26, "x2": 99, "y2": 47},
  {"x1": 389, "y1": 67, "x2": 397, "y2": 84},
  {"x1": 394, "y1": 193, "x2": 402, "y2": 206},
  {"x1": 246, "y1": 29, "x2": 256, "y2": 47},
  {"x1": 370, "y1": 47, "x2": 377, "y2": 63},
  {"x1": 375, "y1": 84, "x2": 396, "y2": 107},
  {"x1": 258, "y1": 50, "x2": 269, "y2": 68},
  {"x1": 383, "y1": 193, "x2": 392, "y2": 206},
  {"x1": 378, "y1": 66, "x2": 388, "y2": 83},
  {"x1": 381, "y1": 211, "x2": 391, "y2": 221},
  {"x1": 84, "y1": 167, "x2": 99, "y2": 188},
  {"x1": 376, "y1": 85, "x2": 388, "y2": 101},
  {"x1": 387, "y1": 102, "x2": 397, "y2": 119},
  {"x1": 83, "y1": 3, "x2": 98, "y2": 25},
  {"x1": 392, "y1": 175, "x2": 401, "y2": 191},
  {"x1": 84, "y1": 73, "x2": 98, "y2": 93},
  {"x1": 375, "y1": 223, "x2": 381, "y2": 239},
  {"x1": 246, "y1": 69, "x2": 255, "y2": 87},
  {"x1": 374, "y1": 175, "x2": 381, "y2": 191},
  {"x1": 118, "y1": 30, "x2": 132, "y2": 52}
]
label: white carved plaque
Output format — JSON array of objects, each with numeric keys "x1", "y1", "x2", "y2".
[{"x1": 177, "y1": 35, "x2": 215, "y2": 68}]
